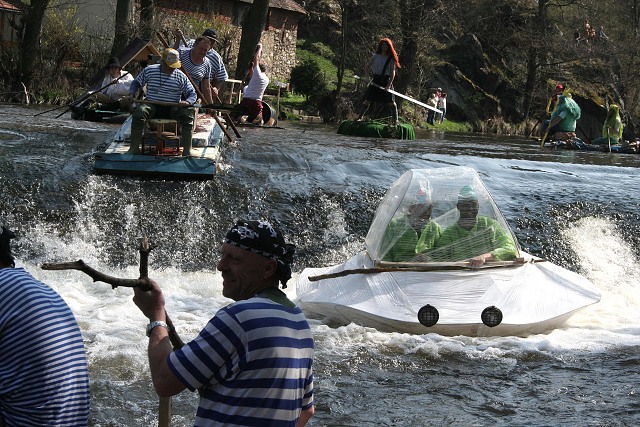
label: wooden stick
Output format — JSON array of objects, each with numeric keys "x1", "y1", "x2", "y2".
[
  {"x1": 41, "y1": 260, "x2": 152, "y2": 290},
  {"x1": 212, "y1": 90, "x2": 241, "y2": 137},
  {"x1": 307, "y1": 259, "x2": 540, "y2": 282},
  {"x1": 40, "y1": 243, "x2": 184, "y2": 350},
  {"x1": 354, "y1": 75, "x2": 441, "y2": 113},
  {"x1": 134, "y1": 99, "x2": 201, "y2": 108},
  {"x1": 42, "y1": 238, "x2": 183, "y2": 427}
]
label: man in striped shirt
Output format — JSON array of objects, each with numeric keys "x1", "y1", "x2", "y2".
[
  {"x1": 173, "y1": 33, "x2": 214, "y2": 105},
  {"x1": 133, "y1": 220, "x2": 315, "y2": 426},
  {"x1": 177, "y1": 28, "x2": 229, "y2": 101},
  {"x1": 0, "y1": 226, "x2": 90, "y2": 427},
  {"x1": 126, "y1": 48, "x2": 197, "y2": 156}
]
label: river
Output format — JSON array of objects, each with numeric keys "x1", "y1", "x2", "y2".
[{"x1": 1, "y1": 104, "x2": 640, "y2": 426}]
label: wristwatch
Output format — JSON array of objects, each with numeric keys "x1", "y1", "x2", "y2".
[{"x1": 146, "y1": 320, "x2": 169, "y2": 337}]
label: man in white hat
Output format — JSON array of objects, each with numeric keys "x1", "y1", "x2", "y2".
[{"x1": 126, "y1": 48, "x2": 197, "y2": 156}]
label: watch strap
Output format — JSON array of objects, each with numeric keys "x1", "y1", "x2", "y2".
[{"x1": 146, "y1": 320, "x2": 169, "y2": 337}]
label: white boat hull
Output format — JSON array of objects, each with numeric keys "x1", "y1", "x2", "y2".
[{"x1": 296, "y1": 252, "x2": 601, "y2": 337}]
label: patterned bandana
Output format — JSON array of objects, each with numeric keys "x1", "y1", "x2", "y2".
[{"x1": 224, "y1": 220, "x2": 295, "y2": 288}]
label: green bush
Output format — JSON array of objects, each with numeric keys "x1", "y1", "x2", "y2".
[{"x1": 290, "y1": 58, "x2": 328, "y2": 101}]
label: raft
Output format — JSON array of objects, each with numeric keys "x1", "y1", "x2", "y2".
[
  {"x1": 546, "y1": 138, "x2": 639, "y2": 154},
  {"x1": 337, "y1": 119, "x2": 415, "y2": 140}
]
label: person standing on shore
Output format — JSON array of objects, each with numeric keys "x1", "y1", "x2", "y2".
[
  {"x1": 0, "y1": 226, "x2": 90, "y2": 426},
  {"x1": 133, "y1": 219, "x2": 315, "y2": 426}
]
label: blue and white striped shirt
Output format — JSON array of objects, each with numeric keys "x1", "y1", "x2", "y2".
[
  {"x1": 169, "y1": 296, "x2": 314, "y2": 426},
  {"x1": 130, "y1": 64, "x2": 197, "y2": 104},
  {"x1": 186, "y1": 39, "x2": 229, "y2": 83},
  {"x1": 0, "y1": 268, "x2": 90, "y2": 427},
  {"x1": 178, "y1": 47, "x2": 213, "y2": 87}
]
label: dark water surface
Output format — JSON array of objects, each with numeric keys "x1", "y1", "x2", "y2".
[{"x1": 1, "y1": 104, "x2": 640, "y2": 426}]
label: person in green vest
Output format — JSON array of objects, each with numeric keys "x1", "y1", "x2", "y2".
[
  {"x1": 540, "y1": 93, "x2": 581, "y2": 140},
  {"x1": 431, "y1": 185, "x2": 518, "y2": 267},
  {"x1": 381, "y1": 182, "x2": 443, "y2": 262},
  {"x1": 591, "y1": 104, "x2": 623, "y2": 145}
]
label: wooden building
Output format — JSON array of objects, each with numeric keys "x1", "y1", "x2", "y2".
[
  {"x1": 156, "y1": 0, "x2": 307, "y2": 84},
  {"x1": 0, "y1": 0, "x2": 24, "y2": 48}
]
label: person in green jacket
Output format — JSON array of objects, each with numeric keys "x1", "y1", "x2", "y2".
[
  {"x1": 431, "y1": 185, "x2": 518, "y2": 267},
  {"x1": 381, "y1": 183, "x2": 443, "y2": 262},
  {"x1": 591, "y1": 104, "x2": 623, "y2": 145},
  {"x1": 540, "y1": 93, "x2": 581, "y2": 139}
]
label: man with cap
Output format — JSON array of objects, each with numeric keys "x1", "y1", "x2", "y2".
[
  {"x1": 71, "y1": 57, "x2": 134, "y2": 118},
  {"x1": 133, "y1": 219, "x2": 315, "y2": 426},
  {"x1": 176, "y1": 28, "x2": 229, "y2": 99},
  {"x1": 125, "y1": 48, "x2": 197, "y2": 156},
  {"x1": 381, "y1": 181, "x2": 443, "y2": 262},
  {"x1": 94, "y1": 57, "x2": 134, "y2": 106},
  {"x1": 0, "y1": 226, "x2": 91, "y2": 426},
  {"x1": 432, "y1": 185, "x2": 518, "y2": 267}
]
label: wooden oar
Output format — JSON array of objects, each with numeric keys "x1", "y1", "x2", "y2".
[
  {"x1": 525, "y1": 114, "x2": 544, "y2": 139},
  {"x1": 540, "y1": 126, "x2": 551, "y2": 148},
  {"x1": 354, "y1": 75, "x2": 442, "y2": 113},
  {"x1": 212, "y1": 90, "x2": 241, "y2": 137},
  {"x1": 46, "y1": 72, "x2": 132, "y2": 119},
  {"x1": 134, "y1": 99, "x2": 201, "y2": 108}
]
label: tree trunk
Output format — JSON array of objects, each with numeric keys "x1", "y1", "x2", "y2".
[
  {"x1": 111, "y1": 0, "x2": 132, "y2": 56},
  {"x1": 234, "y1": 0, "x2": 270, "y2": 80},
  {"x1": 396, "y1": 0, "x2": 433, "y2": 104},
  {"x1": 522, "y1": 0, "x2": 547, "y2": 122},
  {"x1": 139, "y1": 0, "x2": 155, "y2": 41},
  {"x1": 15, "y1": 0, "x2": 49, "y2": 93}
]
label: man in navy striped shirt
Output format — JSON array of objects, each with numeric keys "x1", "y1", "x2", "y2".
[
  {"x1": 177, "y1": 28, "x2": 229, "y2": 100},
  {"x1": 133, "y1": 220, "x2": 315, "y2": 426},
  {"x1": 126, "y1": 48, "x2": 197, "y2": 156},
  {"x1": 173, "y1": 33, "x2": 214, "y2": 105},
  {"x1": 0, "y1": 227, "x2": 90, "y2": 426}
]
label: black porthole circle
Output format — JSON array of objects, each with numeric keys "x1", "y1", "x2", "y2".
[
  {"x1": 481, "y1": 306, "x2": 503, "y2": 327},
  {"x1": 417, "y1": 304, "x2": 439, "y2": 327}
]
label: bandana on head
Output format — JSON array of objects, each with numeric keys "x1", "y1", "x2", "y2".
[
  {"x1": 0, "y1": 226, "x2": 16, "y2": 268},
  {"x1": 224, "y1": 220, "x2": 295, "y2": 288}
]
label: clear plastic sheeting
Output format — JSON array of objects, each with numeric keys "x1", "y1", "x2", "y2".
[{"x1": 365, "y1": 167, "x2": 520, "y2": 265}]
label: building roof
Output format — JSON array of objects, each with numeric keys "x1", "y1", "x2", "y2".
[
  {"x1": 235, "y1": 0, "x2": 307, "y2": 15},
  {"x1": 269, "y1": 0, "x2": 307, "y2": 15},
  {"x1": 0, "y1": 0, "x2": 25, "y2": 12}
]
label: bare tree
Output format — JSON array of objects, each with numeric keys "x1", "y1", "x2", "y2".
[
  {"x1": 234, "y1": 0, "x2": 270, "y2": 81},
  {"x1": 112, "y1": 0, "x2": 133, "y2": 56},
  {"x1": 15, "y1": 0, "x2": 50, "y2": 92},
  {"x1": 139, "y1": 0, "x2": 155, "y2": 40}
]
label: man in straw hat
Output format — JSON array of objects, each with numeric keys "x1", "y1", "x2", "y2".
[
  {"x1": 126, "y1": 48, "x2": 197, "y2": 156},
  {"x1": 133, "y1": 219, "x2": 315, "y2": 426}
]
